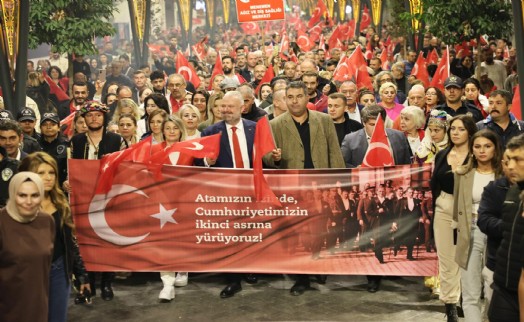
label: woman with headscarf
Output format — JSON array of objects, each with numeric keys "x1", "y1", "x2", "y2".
[
  {"x1": 0, "y1": 172, "x2": 54, "y2": 322},
  {"x1": 19, "y1": 152, "x2": 90, "y2": 322}
]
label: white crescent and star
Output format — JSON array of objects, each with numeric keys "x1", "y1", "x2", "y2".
[
  {"x1": 297, "y1": 35, "x2": 311, "y2": 48},
  {"x1": 178, "y1": 66, "x2": 193, "y2": 81},
  {"x1": 88, "y1": 184, "x2": 177, "y2": 246},
  {"x1": 186, "y1": 142, "x2": 204, "y2": 151}
]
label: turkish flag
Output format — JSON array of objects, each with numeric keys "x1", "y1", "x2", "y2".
[
  {"x1": 192, "y1": 36, "x2": 208, "y2": 62},
  {"x1": 340, "y1": 20, "x2": 356, "y2": 40},
  {"x1": 255, "y1": 65, "x2": 275, "y2": 95},
  {"x1": 60, "y1": 112, "x2": 75, "y2": 139},
  {"x1": 380, "y1": 50, "x2": 389, "y2": 71},
  {"x1": 95, "y1": 136, "x2": 153, "y2": 194},
  {"x1": 147, "y1": 44, "x2": 172, "y2": 58},
  {"x1": 308, "y1": 0, "x2": 327, "y2": 28},
  {"x1": 208, "y1": 52, "x2": 223, "y2": 90},
  {"x1": 347, "y1": 46, "x2": 373, "y2": 91},
  {"x1": 360, "y1": 6, "x2": 371, "y2": 32},
  {"x1": 264, "y1": 44, "x2": 274, "y2": 59},
  {"x1": 309, "y1": 23, "x2": 323, "y2": 43},
  {"x1": 296, "y1": 30, "x2": 314, "y2": 52},
  {"x1": 332, "y1": 57, "x2": 350, "y2": 83},
  {"x1": 279, "y1": 33, "x2": 290, "y2": 54},
  {"x1": 328, "y1": 25, "x2": 344, "y2": 50},
  {"x1": 240, "y1": 22, "x2": 260, "y2": 35},
  {"x1": 318, "y1": 34, "x2": 326, "y2": 51},
  {"x1": 362, "y1": 116, "x2": 394, "y2": 168},
  {"x1": 253, "y1": 117, "x2": 281, "y2": 206},
  {"x1": 430, "y1": 46, "x2": 449, "y2": 91},
  {"x1": 148, "y1": 133, "x2": 221, "y2": 166},
  {"x1": 454, "y1": 41, "x2": 471, "y2": 58},
  {"x1": 176, "y1": 51, "x2": 201, "y2": 89},
  {"x1": 512, "y1": 84, "x2": 522, "y2": 120},
  {"x1": 426, "y1": 48, "x2": 439, "y2": 65},
  {"x1": 411, "y1": 51, "x2": 430, "y2": 88},
  {"x1": 43, "y1": 72, "x2": 69, "y2": 102}
]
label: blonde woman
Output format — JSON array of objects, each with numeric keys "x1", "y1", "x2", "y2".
[
  {"x1": 179, "y1": 104, "x2": 201, "y2": 140},
  {"x1": 112, "y1": 98, "x2": 143, "y2": 138}
]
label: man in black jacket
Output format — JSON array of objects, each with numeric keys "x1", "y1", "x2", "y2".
[
  {"x1": 488, "y1": 133, "x2": 524, "y2": 322},
  {"x1": 69, "y1": 101, "x2": 126, "y2": 301},
  {"x1": 477, "y1": 149, "x2": 513, "y2": 310},
  {"x1": 39, "y1": 113, "x2": 68, "y2": 186}
]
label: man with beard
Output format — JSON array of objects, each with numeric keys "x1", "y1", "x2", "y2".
[
  {"x1": 477, "y1": 89, "x2": 524, "y2": 148},
  {"x1": 222, "y1": 56, "x2": 246, "y2": 84},
  {"x1": 302, "y1": 72, "x2": 328, "y2": 112},
  {"x1": 250, "y1": 64, "x2": 267, "y2": 89},
  {"x1": 199, "y1": 91, "x2": 259, "y2": 299},
  {"x1": 69, "y1": 101, "x2": 126, "y2": 301},
  {"x1": 235, "y1": 53, "x2": 251, "y2": 81},
  {"x1": 57, "y1": 81, "x2": 89, "y2": 120},
  {"x1": 436, "y1": 76, "x2": 483, "y2": 122},
  {"x1": 166, "y1": 74, "x2": 187, "y2": 113},
  {"x1": 477, "y1": 47, "x2": 507, "y2": 90},
  {"x1": 300, "y1": 59, "x2": 337, "y2": 95}
]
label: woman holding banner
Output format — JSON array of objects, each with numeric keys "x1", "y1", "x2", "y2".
[
  {"x1": 153, "y1": 115, "x2": 190, "y2": 302},
  {"x1": 453, "y1": 129, "x2": 502, "y2": 322},
  {"x1": 430, "y1": 115, "x2": 478, "y2": 322}
]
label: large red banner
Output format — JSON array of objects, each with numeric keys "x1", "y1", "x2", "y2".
[{"x1": 70, "y1": 161, "x2": 437, "y2": 276}]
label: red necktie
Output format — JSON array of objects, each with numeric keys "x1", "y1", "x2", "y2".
[{"x1": 231, "y1": 126, "x2": 244, "y2": 168}]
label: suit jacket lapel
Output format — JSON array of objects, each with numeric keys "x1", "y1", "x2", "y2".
[
  {"x1": 283, "y1": 114, "x2": 302, "y2": 146},
  {"x1": 309, "y1": 112, "x2": 319, "y2": 148},
  {"x1": 219, "y1": 121, "x2": 233, "y2": 162},
  {"x1": 243, "y1": 119, "x2": 255, "y2": 164}
]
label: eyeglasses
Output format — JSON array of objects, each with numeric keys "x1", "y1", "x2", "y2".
[{"x1": 379, "y1": 78, "x2": 393, "y2": 83}]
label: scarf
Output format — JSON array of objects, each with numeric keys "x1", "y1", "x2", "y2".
[{"x1": 6, "y1": 172, "x2": 45, "y2": 223}]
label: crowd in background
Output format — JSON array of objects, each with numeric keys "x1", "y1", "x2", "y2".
[{"x1": 0, "y1": 15, "x2": 523, "y2": 322}]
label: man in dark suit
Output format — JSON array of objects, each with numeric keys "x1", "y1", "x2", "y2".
[
  {"x1": 341, "y1": 104, "x2": 412, "y2": 168},
  {"x1": 340, "y1": 104, "x2": 412, "y2": 293},
  {"x1": 200, "y1": 90, "x2": 257, "y2": 298}
]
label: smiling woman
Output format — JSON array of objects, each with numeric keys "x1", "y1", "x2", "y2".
[
  {"x1": 0, "y1": 172, "x2": 54, "y2": 322},
  {"x1": 19, "y1": 152, "x2": 90, "y2": 322}
]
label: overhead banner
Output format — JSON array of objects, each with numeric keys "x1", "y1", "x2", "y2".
[
  {"x1": 69, "y1": 160, "x2": 437, "y2": 276},
  {"x1": 236, "y1": 0, "x2": 285, "y2": 23}
]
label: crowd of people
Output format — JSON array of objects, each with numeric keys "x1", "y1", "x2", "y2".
[{"x1": 0, "y1": 18, "x2": 524, "y2": 322}]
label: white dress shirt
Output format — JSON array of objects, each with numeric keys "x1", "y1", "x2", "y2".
[{"x1": 225, "y1": 121, "x2": 250, "y2": 169}]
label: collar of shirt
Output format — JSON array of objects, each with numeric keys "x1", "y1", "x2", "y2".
[{"x1": 225, "y1": 120, "x2": 244, "y2": 132}]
